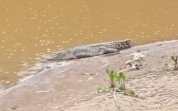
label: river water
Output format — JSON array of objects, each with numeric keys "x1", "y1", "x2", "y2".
[{"x1": 0, "y1": 0, "x2": 178, "y2": 88}]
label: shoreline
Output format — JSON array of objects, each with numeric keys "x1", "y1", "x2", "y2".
[{"x1": 0, "y1": 40, "x2": 178, "y2": 111}]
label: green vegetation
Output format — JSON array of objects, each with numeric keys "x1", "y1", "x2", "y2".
[
  {"x1": 116, "y1": 72, "x2": 126, "y2": 90},
  {"x1": 97, "y1": 68, "x2": 138, "y2": 111},
  {"x1": 164, "y1": 55, "x2": 178, "y2": 71},
  {"x1": 171, "y1": 56, "x2": 178, "y2": 70},
  {"x1": 97, "y1": 68, "x2": 128, "y2": 93},
  {"x1": 97, "y1": 68, "x2": 137, "y2": 95},
  {"x1": 128, "y1": 89, "x2": 137, "y2": 97},
  {"x1": 106, "y1": 68, "x2": 118, "y2": 88}
]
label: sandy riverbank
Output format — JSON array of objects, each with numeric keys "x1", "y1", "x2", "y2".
[{"x1": 0, "y1": 40, "x2": 178, "y2": 111}]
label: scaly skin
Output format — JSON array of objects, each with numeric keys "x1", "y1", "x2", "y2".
[{"x1": 47, "y1": 39, "x2": 132, "y2": 61}]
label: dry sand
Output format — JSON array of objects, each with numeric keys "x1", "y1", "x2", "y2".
[{"x1": 0, "y1": 40, "x2": 178, "y2": 111}]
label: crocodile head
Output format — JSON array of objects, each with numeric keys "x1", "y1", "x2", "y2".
[{"x1": 116, "y1": 40, "x2": 132, "y2": 50}]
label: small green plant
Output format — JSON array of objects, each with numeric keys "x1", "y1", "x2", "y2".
[
  {"x1": 97, "y1": 68, "x2": 135, "y2": 93},
  {"x1": 105, "y1": 68, "x2": 127, "y2": 92},
  {"x1": 128, "y1": 89, "x2": 138, "y2": 97},
  {"x1": 97, "y1": 68, "x2": 127, "y2": 93},
  {"x1": 97, "y1": 68, "x2": 138, "y2": 111},
  {"x1": 97, "y1": 68, "x2": 139, "y2": 95},
  {"x1": 106, "y1": 68, "x2": 118, "y2": 88},
  {"x1": 97, "y1": 87, "x2": 109, "y2": 93},
  {"x1": 171, "y1": 56, "x2": 178, "y2": 70},
  {"x1": 116, "y1": 72, "x2": 126, "y2": 90}
]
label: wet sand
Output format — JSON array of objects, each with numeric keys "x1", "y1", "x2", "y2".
[{"x1": 0, "y1": 40, "x2": 178, "y2": 111}]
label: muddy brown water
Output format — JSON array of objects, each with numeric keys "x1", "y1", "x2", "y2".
[{"x1": 0, "y1": 0, "x2": 178, "y2": 88}]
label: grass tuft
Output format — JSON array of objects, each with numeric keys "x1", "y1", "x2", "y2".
[
  {"x1": 97, "y1": 68, "x2": 138, "y2": 111},
  {"x1": 171, "y1": 56, "x2": 178, "y2": 70}
]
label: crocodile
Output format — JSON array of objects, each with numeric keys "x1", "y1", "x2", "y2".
[{"x1": 47, "y1": 39, "x2": 132, "y2": 61}]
